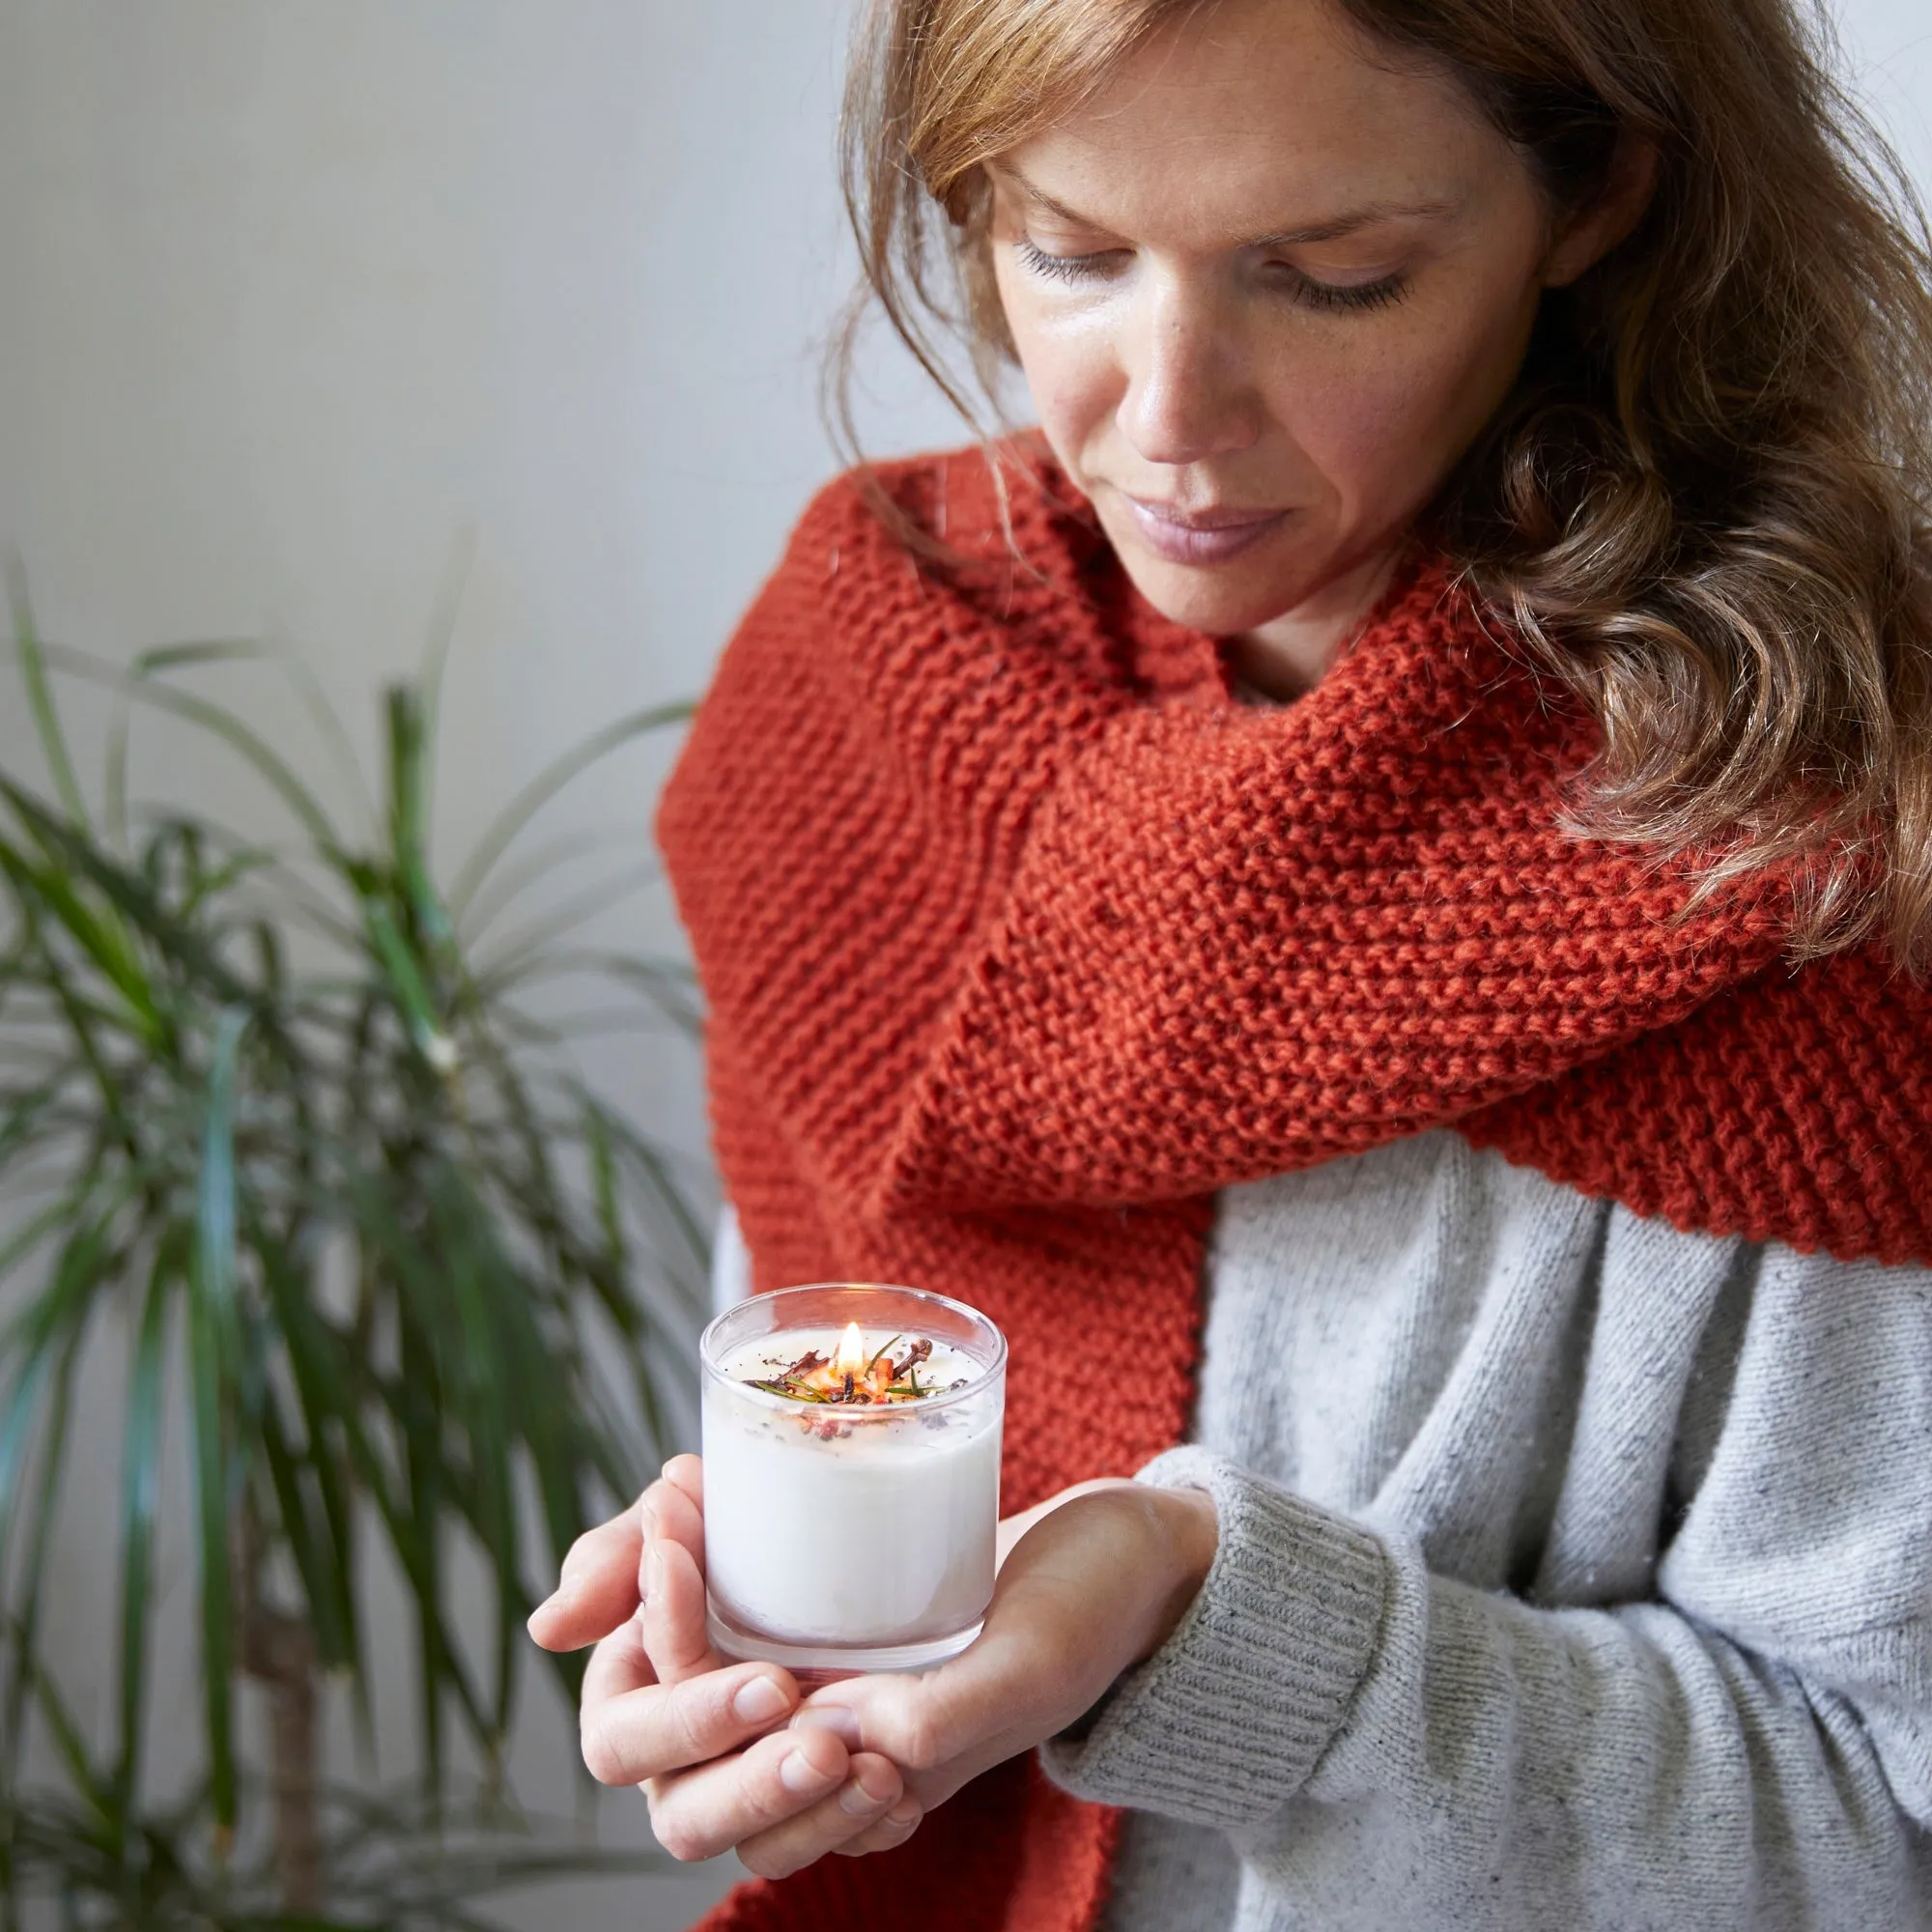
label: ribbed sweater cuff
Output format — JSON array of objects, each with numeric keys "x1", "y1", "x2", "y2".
[{"x1": 1039, "y1": 1447, "x2": 1390, "y2": 1831}]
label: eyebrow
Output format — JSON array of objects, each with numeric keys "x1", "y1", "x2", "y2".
[{"x1": 993, "y1": 164, "x2": 1461, "y2": 247}]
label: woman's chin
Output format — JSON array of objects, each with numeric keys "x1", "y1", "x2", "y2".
[{"x1": 1109, "y1": 548, "x2": 1315, "y2": 641}]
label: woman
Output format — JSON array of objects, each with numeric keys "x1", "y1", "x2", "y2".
[{"x1": 531, "y1": 0, "x2": 1932, "y2": 1925}]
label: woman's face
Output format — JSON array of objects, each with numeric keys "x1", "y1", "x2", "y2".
[{"x1": 988, "y1": 0, "x2": 1635, "y2": 652}]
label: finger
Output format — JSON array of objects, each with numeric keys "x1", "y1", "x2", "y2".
[
  {"x1": 527, "y1": 1496, "x2": 647, "y2": 1651},
  {"x1": 735, "y1": 1752, "x2": 906, "y2": 1880},
  {"x1": 641, "y1": 1473, "x2": 705, "y2": 1572},
  {"x1": 580, "y1": 1615, "x2": 657, "y2": 1719},
  {"x1": 639, "y1": 1520, "x2": 719, "y2": 1686},
  {"x1": 582, "y1": 1659, "x2": 802, "y2": 1786},
  {"x1": 647, "y1": 1722, "x2": 851, "y2": 1864},
  {"x1": 663, "y1": 1453, "x2": 703, "y2": 1510},
  {"x1": 834, "y1": 1796, "x2": 923, "y2": 1859},
  {"x1": 794, "y1": 1656, "x2": 1037, "y2": 1819},
  {"x1": 797, "y1": 1669, "x2": 977, "y2": 1787}
]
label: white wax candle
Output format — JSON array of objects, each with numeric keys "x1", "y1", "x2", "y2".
[{"x1": 703, "y1": 1327, "x2": 1002, "y2": 1648}]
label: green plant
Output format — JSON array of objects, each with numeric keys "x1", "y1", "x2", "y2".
[{"x1": 0, "y1": 572, "x2": 710, "y2": 1926}]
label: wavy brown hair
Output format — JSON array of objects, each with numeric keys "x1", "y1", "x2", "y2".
[{"x1": 833, "y1": 0, "x2": 1932, "y2": 968}]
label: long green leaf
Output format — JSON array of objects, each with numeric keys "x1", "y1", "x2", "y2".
[
  {"x1": 453, "y1": 826, "x2": 643, "y2": 945},
  {"x1": 5, "y1": 560, "x2": 88, "y2": 829},
  {"x1": 0, "y1": 1190, "x2": 125, "y2": 1536},
  {"x1": 324, "y1": 1183, "x2": 491, "y2": 1750},
  {"x1": 0, "y1": 1319, "x2": 86, "y2": 1822},
  {"x1": 415, "y1": 525, "x2": 476, "y2": 773},
  {"x1": 385, "y1": 685, "x2": 453, "y2": 969},
  {"x1": 3, "y1": 783, "x2": 262, "y2": 1025},
  {"x1": 20, "y1": 1658, "x2": 112, "y2": 1828},
  {"x1": 104, "y1": 637, "x2": 259, "y2": 852},
  {"x1": 0, "y1": 819, "x2": 164, "y2": 1050},
  {"x1": 446, "y1": 701, "x2": 691, "y2": 916},
  {"x1": 248, "y1": 1234, "x2": 366, "y2": 1730},
  {"x1": 252, "y1": 1234, "x2": 490, "y2": 1759},
  {"x1": 362, "y1": 900, "x2": 445, "y2": 1064},
  {"x1": 137, "y1": 636, "x2": 373, "y2": 845},
  {"x1": 467, "y1": 864, "x2": 660, "y2": 988},
  {"x1": 189, "y1": 1009, "x2": 250, "y2": 1833},
  {"x1": 115, "y1": 1239, "x2": 179, "y2": 1828},
  {"x1": 394, "y1": 1293, "x2": 448, "y2": 1796},
  {"x1": 0, "y1": 1186, "x2": 99, "y2": 1298},
  {"x1": 29, "y1": 639, "x2": 345, "y2": 859},
  {"x1": 256, "y1": 1389, "x2": 350, "y2": 1671}
]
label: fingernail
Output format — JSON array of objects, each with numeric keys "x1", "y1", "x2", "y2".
[
  {"x1": 790, "y1": 1705, "x2": 861, "y2": 1747},
  {"x1": 780, "y1": 1748, "x2": 834, "y2": 1795},
  {"x1": 732, "y1": 1675, "x2": 790, "y2": 1725},
  {"x1": 838, "y1": 1776, "x2": 888, "y2": 1817},
  {"x1": 885, "y1": 1800, "x2": 921, "y2": 1830}
]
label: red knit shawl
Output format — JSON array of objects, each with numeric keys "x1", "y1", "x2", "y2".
[{"x1": 656, "y1": 445, "x2": 1932, "y2": 1932}]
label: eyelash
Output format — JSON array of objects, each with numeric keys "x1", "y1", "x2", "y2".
[{"x1": 1012, "y1": 237, "x2": 1409, "y2": 313}]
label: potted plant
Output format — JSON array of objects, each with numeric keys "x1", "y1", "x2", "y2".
[{"x1": 0, "y1": 572, "x2": 709, "y2": 1927}]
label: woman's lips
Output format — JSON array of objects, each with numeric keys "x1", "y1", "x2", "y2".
[{"x1": 1122, "y1": 496, "x2": 1289, "y2": 566}]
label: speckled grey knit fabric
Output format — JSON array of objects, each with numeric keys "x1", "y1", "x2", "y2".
[{"x1": 1041, "y1": 1132, "x2": 1932, "y2": 1932}]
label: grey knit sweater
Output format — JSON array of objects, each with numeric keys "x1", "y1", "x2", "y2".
[{"x1": 1037, "y1": 1132, "x2": 1932, "y2": 1931}]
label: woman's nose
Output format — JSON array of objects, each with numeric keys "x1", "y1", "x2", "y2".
[{"x1": 1118, "y1": 283, "x2": 1261, "y2": 467}]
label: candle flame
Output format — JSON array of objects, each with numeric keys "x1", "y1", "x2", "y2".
[{"x1": 834, "y1": 1321, "x2": 867, "y2": 1379}]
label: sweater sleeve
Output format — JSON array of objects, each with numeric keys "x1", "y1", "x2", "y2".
[{"x1": 1042, "y1": 1247, "x2": 1932, "y2": 1928}]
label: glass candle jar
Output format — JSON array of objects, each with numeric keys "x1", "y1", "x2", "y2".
[{"x1": 699, "y1": 1283, "x2": 1007, "y2": 1680}]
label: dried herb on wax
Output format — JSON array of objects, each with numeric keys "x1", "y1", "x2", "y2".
[{"x1": 742, "y1": 1335, "x2": 952, "y2": 1406}]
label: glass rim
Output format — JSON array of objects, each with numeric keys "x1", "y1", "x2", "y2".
[{"x1": 699, "y1": 1281, "x2": 1008, "y2": 1420}]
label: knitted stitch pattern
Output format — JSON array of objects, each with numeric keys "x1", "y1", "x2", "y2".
[{"x1": 655, "y1": 444, "x2": 1932, "y2": 1932}]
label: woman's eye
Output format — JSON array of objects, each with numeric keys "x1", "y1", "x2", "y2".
[
  {"x1": 1273, "y1": 266, "x2": 1410, "y2": 314},
  {"x1": 1013, "y1": 236, "x2": 1409, "y2": 313},
  {"x1": 1014, "y1": 237, "x2": 1120, "y2": 285}
]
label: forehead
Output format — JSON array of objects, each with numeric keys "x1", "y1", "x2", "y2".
[{"x1": 997, "y1": 0, "x2": 1507, "y2": 242}]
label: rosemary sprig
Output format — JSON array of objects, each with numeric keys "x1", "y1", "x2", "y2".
[
  {"x1": 864, "y1": 1332, "x2": 902, "y2": 1376},
  {"x1": 746, "y1": 1377, "x2": 832, "y2": 1403}
]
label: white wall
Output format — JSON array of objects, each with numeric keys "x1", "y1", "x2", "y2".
[
  {"x1": 0, "y1": 6, "x2": 960, "y2": 1927},
  {"x1": 1, "y1": 4, "x2": 1926, "y2": 1929}
]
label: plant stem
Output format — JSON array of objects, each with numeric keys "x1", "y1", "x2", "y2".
[
  {"x1": 245, "y1": 1605, "x2": 322, "y2": 1915},
  {"x1": 239, "y1": 1497, "x2": 323, "y2": 1914}
]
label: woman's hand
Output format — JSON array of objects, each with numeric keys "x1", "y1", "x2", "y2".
[
  {"x1": 526, "y1": 1456, "x2": 917, "y2": 1877},
  {"x1": 796, "y1": 1481, "x2": 1219, "y2": 1849},
  {"x1": 526, "y1": 1459, "x2": 1217, "y2": 1868}
]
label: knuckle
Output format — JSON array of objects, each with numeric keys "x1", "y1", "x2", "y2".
[
  {"x1": 667, "y1": 1680, "x2": 718, "y2": 1762},
  {"x1": 645, "y1": 1782, "x2": 723, "y2": 1866},
  {"x1": 885, "y1": 1695, "x2": 946, "y2": 1773},
  {"x1": 652, "y1": 1814, "x2": 711, "y2": 1864},
  {"x1": 579, "y1": 1709, "x2": 636, "y2": 1787}
]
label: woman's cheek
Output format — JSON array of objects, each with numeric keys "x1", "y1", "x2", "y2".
[
  {"x1": 1015, "y1": 335, "x2": 1120, "y2": 470},
  {"x1": 1275, "y1": 362, "x2": 1438, "y2": 518},
  {"x1": 1274, "y1": 314, "x2": 1520, "y2": 515}
]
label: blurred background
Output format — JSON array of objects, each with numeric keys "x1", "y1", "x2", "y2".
[{"x1": 0, "y1": 3, "x2": 1925, "y2": 1927}]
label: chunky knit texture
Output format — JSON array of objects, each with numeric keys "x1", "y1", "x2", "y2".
[{"x1": 654, "y1": 444, "x2": 1932, "y2": 1932}]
